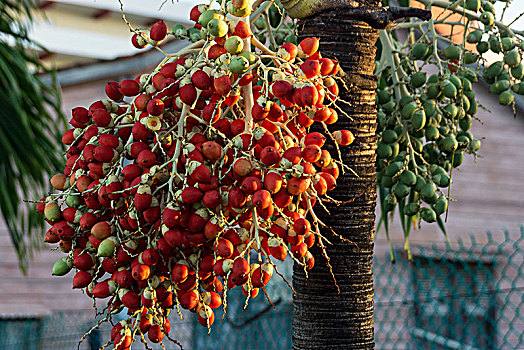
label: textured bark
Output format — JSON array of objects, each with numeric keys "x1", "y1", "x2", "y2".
[{"x1": 292, "y1": 2, "x2": 380, "y2": 349}]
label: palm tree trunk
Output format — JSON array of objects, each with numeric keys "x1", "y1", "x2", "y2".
[{"x1": 292, "y1": 2, "x2": 380, "y2": 349}]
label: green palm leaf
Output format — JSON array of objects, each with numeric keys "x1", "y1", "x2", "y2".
[{"x1": 0, "y1": 0, "x2": 65, "y2": 273}]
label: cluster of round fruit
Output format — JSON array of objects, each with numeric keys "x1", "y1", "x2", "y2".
[
  {"x1": 374, "y1": 0, "x2": 522, "y2": 233},
  {"x1": 37, "y1": 1, "x2": 354, "y2": 348}
]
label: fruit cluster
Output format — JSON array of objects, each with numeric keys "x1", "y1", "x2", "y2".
[
  {"x1": 375, "y1": 0, "x2": 523, "y2": 250},
  {"x1": 37, "y1": 1, "x2": 354, "y2": 348}
]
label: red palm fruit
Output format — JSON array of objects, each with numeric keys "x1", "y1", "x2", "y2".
[
  {"x1": 251, "y1": 101, "x2": 270, "y2": 121},
  {"x1": 282, "y1": 147, "x2": 302, "y2": 165},
  {"x1": 241, "y1": 176, "x2": 262, "y2": 195},
  {"x1": 62, "y1": 129, "x2": 75, "y2": 145},
  {"x1": 134, "y1": 190, "x2": 152, "y2": 212},
  {"x1": 298, "y1": 37, "x2": 320, "y2": 57},
  {"x1": 272, "y1": 188, "x2": 292, "y2": 207},
  {"x1": 235, "y1": 133, "x2": 256, "y2": 151},
  {"x1": 162, "y1": 206, "x2": 180, "y2": 229},
  {"x1": 91, "y1": 280, "x2": 117, "y2": 298},
  {"x1": 291, "y1": 242, "x2": 308, "y2": 258},
  {"x1": 204, "y1": 220, "x2": 220, "y2": 240},
  {"x1": 199, "y1": 175, "x2": 219, "y2": 191},
  {"x1": 159, "y1": 62, "x2": 177, "y2": 78},
  {"x1": 99, "y1": 134, "x2": 119, "y2": 149},
  {"x1": 242, "y1": 285, "x2": 259, "y2": 299},
  {"x1": 179, "y1": 83, "x2": 198, "y2": 105},
  {"x1": 202, "y1": 102, "x2": 221, "y2": 123},
  {"x1": 313, "y1": 106, "x2": 331, "y2": 122},
  {"x1": 132, "y1": 120, "x2": 151, "y2": 141},
  {"x1": 188, "y1": 211, "x2": 208, "y2": 233},
  {"x1": 208, "y1": 44, "x2": 228, "y2": 59},
  {"x1": 91, "y1": 221, "x2": 111, "y2": 240},
  {"x1": 177, "y1": 273, "x2": 197, "y2": 291},
  {"x1": 190, "y1": 163, "x2": 212, "y2": 183},
  {"x1": 215, "y1": 238, "x2": 234, "y2": 258},
  {"x1": 62, "y1": 207, "x2": 80, "y2": 224},
  {"x1": 300, "y1": 84, "x2": 319, "y2": 106},
  {"x1": 191, "y1": 70, "x2": 211, "y2": 90},
  {"x1": 231, "y1": 258, "x2": 250, "y2": 286},
  {"x1": 74, "y1": 253, "x2": 94, "y2": 271},
  {"x1": 213, "y1": 74, "x2": 232, "y2": 95},
  {"x1": 72, "y1": 107, "x2": 90, "y2": 125},
  {"x1": 266, "y1": 103, "x2": 283, "y2": 123},
  {"x1": 200, "y1": 141, "x2": 222, "y2": 162},
  {"x1": 115, "y1": 269, "x2": 133, "y2": 288},
  {"x1": 313, "y1": 175, "x2": 328, "y2": 195},
  {"x1": 271, "y1": 80, "x2": 293, "y2": 98},
  {"x1": 151, "y1": 73, "x2": 167, "y2": 91},
  {"x1": 301, "y1": 144, "x2": 322, "y2": 163},
  {"x1": 148, "y1": 324, "x2": 164, "y2": 343},
  {"x1": 119, "y1": 289, "x2": 140, "y2": 309},
  {"x1": 333, "y1": 130, "x2": 355, "y2": 146},
  {"x1": 254, "y1": 128, "x2": 277, "y2": 148},
  {"x1": 230, "y1": 119, "x2": 245, "y2": 135},
  {"x1": 252, "y1": 190, "x2": 271, "y2": 210},
  {"x1": 277, "y1": 42, "x2": 298, "y2": 61},
  {"x1": 146, "y1": 98, "x2": 164, "y2": 116},
  {"x1": 319, "y1": 57, "x2": 335, "y2": 76},
  {"x1": 75, "y1": 175, "x2": 90, "y2": 193},
  {"x1": 300, "y1": 60, "x2": 321, "y2": 79},
  {"x1": 213, "y1": 258, "x2": 234, "y2": 276},
  {"x1": 91, "y1": 109, "x2": 112, "y2": 127},
  {"x1": 315, "y1": 150, "x2": 332, "y2": 168},
  {"x1": 72, "y1": 270, "x2": 92, "y2": 289},
  {"x1": 325, "y1": 109, "x2": 338, "y2": 124},
  {"x1": 296, "y1": 111, "x2": 313, "y2": 127},
  {"x1": 319, "y1": 172, "x2": 337, "y2": 190},
  {"x1": 178, "y1": 290, "x2": 199, "y2": 309},
  {"x1": 132, "y1": 32, "x2": 147, "y2": 49},
  {"x1": 259, "y1": 146, "x2": 280, "y2": 167},
  {"x1": 252, "y1": 263, "x2": 273, "y2": 288},
  {"x1": 139, "y1": 248, "x2": 159, "y2": 265},
  {"x1": 190, "y1": 4, "x2": 205, "y2": 21},
  {"x1": 171, "y1": 264, "x2": 189, "y2": 283},
  {"x1": 203, "y1": 291, "x2": 222, "y2": 309},
  {"x1": 199, "y1": 255, "x2": 215, "y2": 274},
  {"x1": 231, "y1": 20, "x2": 252, "y2": 38},
  {"x1": 164, "y1": 229, "x2": 184, "y2": 247},
  {"x1": 198, "y1": 308, "x2": 215, "y2": 327},
  {"x1": 105, "y1": 81, "x2": 123, "y2": 101},
  {"x1": 118, "y1": 79, "x2": 140, "y2": 96},
  {"x1": 137, "y1": 149, "x2": 156, "y2": 167},
  {"x1": 93, "y1": 145, "x2": 115, "y2": 163},
  {"x1": 150, "y1": 21, "x2": 167, "y2": 42},
  {"x1": 238, "y1": 70, "x2": 254, "y2": 86},
  {"x1": 262, "y1": 171, "x2": 282, "y2": 194},
  {"x1": 228, "y1": 187, "x2": 247, "y2": 208},
  {"x1": 131, "y1": 263, "x2": 150, "y2": 281},
  {"x1": 202, "y1": 189, "x2": 222, "y2": 208},
  {"x1": 304, "y1": 132, "x2": 326, "y2": 147},
  {"x1": 181, "y1": 186, "x2": 203, "y2": 204},
  {"x1": 325, "y1": 77, "x2": 340, "y2": 98},
  {"x1": 79, "y1": 212, "x2": 98, "y2": 232},
  {"x1": 322, "y1": 160, "x2": 340, "y2": 179},
  {"x1": 287, "y1": 177, "x2": 311, "y2": 195},
  {"x1": 198, "y1": 307, "x2": 215, "y2": 327},
  {"x1": 293, "y1": 217, "x2": 311, "y2": 236},
  {"x1": 50, "y1": 174, "x2": 68, "y2": 191},
  {"x1": 232, "y1": 158, "x2": 253, "y2": 176},
  {"x1": 224, "y1": 88, "x2": 240, "y2": 106},
  {"x1": 121, "y1": 164, "x2": 141, "y2": 182},
  {"x1": 135, "y1": 93, "x2": 150, "y2": 111},
  {"x1": 102, "y1": 257, "x2": 119, "y2": 273},
  {"x1": 268, "y1": 239, "x2": 287, "y2": 260}
]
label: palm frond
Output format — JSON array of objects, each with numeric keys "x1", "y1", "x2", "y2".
[{"x1": 0, "y1": 0, "x2": 65, "y2": 273}]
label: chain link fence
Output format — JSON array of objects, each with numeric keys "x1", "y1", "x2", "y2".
[{"x1": 1, "y1": 227, "x2": 522, "y2": 349}]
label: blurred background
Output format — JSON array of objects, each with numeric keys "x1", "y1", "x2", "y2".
[{"x1": 0, "y1": 0, "x2": 522, "y2": 349}]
